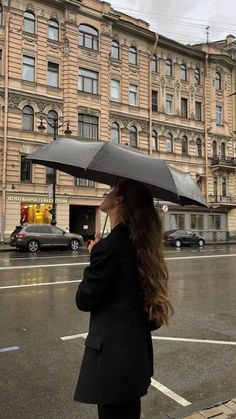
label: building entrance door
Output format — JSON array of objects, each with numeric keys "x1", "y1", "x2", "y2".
[{"x1": 69, "y1": 205, "x2": 96, "y2": 241}]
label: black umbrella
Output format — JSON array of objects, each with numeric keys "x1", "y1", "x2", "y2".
[{"x1": 27, "y1": 137, "x2": 208, "y2": 207}]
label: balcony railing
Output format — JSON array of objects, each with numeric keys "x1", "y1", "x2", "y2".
[
  {"x1": 211, "y1": 155, "x2": 236, "y2": 167},
  {"x1": 208, "y1": 195, "x2": 236, "y2": 204}
]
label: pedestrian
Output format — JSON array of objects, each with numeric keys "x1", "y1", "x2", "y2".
[{"x1": 74, "y1": 179, "x2": 174, "y2": 419}]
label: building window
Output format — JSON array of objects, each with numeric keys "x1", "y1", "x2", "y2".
[
  {"x1": 46, "y1": 167, "x2": 54, "y2": 185},
  {"x1": 181, "y1": 136, "x2": 188, "y2": 155},
  {"x1": 216, "y1": 105, "x2": 222, "y2": 124},
  {"x1": 48, "y1": 19, "x2": 59, "y2": 41},
  {"x1": 180, "y1": 64, "x2": 187, "y2": 81},
  {"x1": 111, "y1": 40, "x2": 119, "y2": 59},
  {"x1": 151, "y1": 90, "x2": 158, "y2": 112},
  {"x1": 23, "y1": 11, "x2": 35, "y2": 34},
  {"x1": 165, "y1": 59, "x2": 172, "y2": 77},
  {"x1": 234, "y1": 140, "x2": 236, "y2": 158},
  {"x1": 78, "y1": 68, "x2": 98, "y2": 94},
  {"x1": 181, "y1": 98, "x2": 188, "y2": 118},
  {"x1": 21, "y1": 154, "x2": 32, "y2": 182},
  {"x1": 110, "y1": 79, "x2": 120, "y2": 101},
  {"x1": 171, "y1": 214, "x2": 185, "y2": 229},
  {"x1": 209, "y1": 214, "x2": 221, "y2": 230},
  {"x1": 221, "y1": 142, "x2": 226, "y2": 159},
  {"x1": 196, "y1": 138, "x2": 202, "y2": 157},
  {"x1": 152, "y1": 130, "x2": 158, "y2": 151},
  {"x1": 129, "y1": 46, "x2": 137, "y2": 65},
  {"x1": 213, "y1": 177, "x2": 218, "y2": 197},
  {"x1": 76, "y1": 178, "x2": 94, "y2": 187},
  {"x1": 23, "y1": 56, "x2": 35, "y2": 82},
  {"x1": 215, "y1": 71, "x2": 221, "y2": 90},
  {"x1": 151, "y1": 55, "x2": 157, "y2": 72},
  {"x1": 79, "y1": 24, "x2": 98, "y2": 50},
  {"x1": 195, "y1": 67, "x2": 201, "y2": 85},
  {"x1": 166, "y1": 94, "x2": 173, "y2": 114},
  {"x1": 212, "y1": 140, "x2": 217, "y2": 158},
  {"x1": 166, "y1": 132, "x2": 173, "y2": 153},
  {"x1": 195, "y1": 101, "x2": 201, "y2": 121},
  {"x1": 222, "y1": 177, "x2": 227, "y2": 197},
  {"x1": 129, "y1": 84, "x2": 137, "y2": 106},
  {"x1": 0, "y1": 4, "x2": 2, "y2": 26},
  {"x1": 111, "y1": 122, "x2": 119, "y2": 144},
  {"x1": 0, "y1": 49, "x2": 2, "y2": 75},
  {"x1": 47, "y1": 110, "x2": 58, "y2": 134},
  {"x1": 78, "y1": 114, "x2": 98, "y2": 140},
  {"x1": 22, "y1": 106, "x2": 34, "y2": 131},
  {"x1": 130, "y1": 126, "x2": 137, "y2": 148},
  {"x1": 48, "y1": 62, "x2": 59, "y2": 87},
  {"x1": 191, "y1": 214, "x2": 204, "y2": 229}
]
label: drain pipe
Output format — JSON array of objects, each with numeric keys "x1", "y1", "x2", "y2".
[{"x1": 148, "y1": 33, "x2": 158, "y2": 155}]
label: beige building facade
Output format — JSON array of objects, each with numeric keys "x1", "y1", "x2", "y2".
[{"x1": 0, "y1": 0, "x2": 236, "y2": 241}]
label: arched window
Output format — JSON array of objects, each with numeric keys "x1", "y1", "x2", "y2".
[
  {"x1": 111, "y1": 40, "x2": 119, "y2": 60},
  {"x1": 165, "y1": 59, "x2": 172, "y2": 77},
  {"x1": 23, "y1": 11, "x2": 35, "y2": 34},
  {"x1": 79, "y1": 24, "x2": 98, "y2": 50},
  {"x1": 152, "y1": 130, "x2": 158, "y2": 151},
  {"x1": 129, "y1": 46, "x2": 137, "y2": 65},
  {"x1": 166, "y1": 132, "x2": 173, "y2": 153},
  {"x1": 130, "y1": 126, "x2": 137, "y2": 148},
  {"x1": 180, "y1": 64, "x2": 187, "y2": 81},
  {"x1": 196, "y1": 138, "x2": 202, "y2": 157},
  {"x1": 22, "y1": 106, "x2": 34, "y2": 131},
  {"x1": 221, "y1": 142, "x2": 226, "y2": 159},
  {"x1": 195, "y1": 67, "x2": 201, "y2": 85},
  {"x1": 215, "y1": 71, "x2": 221, "y2": 90},
  {"x1": 212, "y1": 140, "x2": 217, "y2": 158},
  {"x1": 181, "y1": 136, "x2": 188, "y2": 155},
  {"x1": 151, "y1": 55, "x2": 158, "y2": 72},
  {"x1": 47, "y1": 110, "x2": 58, "y2": 134},
  {"x1": 111, "y1": 122, "x2": 119, "y2": 143},
  {"x1": 0, "y1": 4, "x2": 3, "y2": 26},
  {"x1": 48, "y1": 19, "x2": 59, "y2": 41}
]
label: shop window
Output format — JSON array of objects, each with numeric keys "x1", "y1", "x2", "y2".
[
  {"x1": 22, "y1": 106, "x2": 34, "y2": 131},
  {"x1": 23, "y1": 11, "x2": 35, "y2": 34},
  {"x1": 111, "y1": 40, "x2": 119, "y2": 59},
  {"x1": 21, "y1": 203, "x2": 52, "y2": 225},
  {"x1": 130, "y1": 126, "x2": 137, "y2": 148},
  {"x1": 21, "y1": 154, "x2": 32, "y2": 182},
  {"x1": 78, "y1": 114, "x2": 98, "y2": 140},
  {"x1": 170, "y1": 214, "x2": 185, "y2": 229},
  {"x1": 79, "y1": 24, "x2": 98, "y2": 50},
  {"x1": 129, "y1": 46, "x2": 137, "y2": 65},
  {"x1": 209, "y1": 214, "x2": 221, "y2": 230},
  {"x1": 191, "y1": 214, "x2": 203, "y2": 229},
  {"x1": 48, "y1": 19, "x2": 59, "y2": 41},
  {"x1": 111, "y1": 122, "x2": 119, "y2": 143}
]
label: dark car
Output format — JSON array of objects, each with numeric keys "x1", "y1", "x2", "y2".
[
  {"x1": 10, "y1": 224, "x2": 84, "y2": 252},
  {"x1": 164, "y1": 229, "x2": 205, "y2": 248}
]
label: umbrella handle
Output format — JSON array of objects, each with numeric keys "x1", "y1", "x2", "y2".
[{"x1": 101, "y1": 213, "x2": 108, "y2": 238}]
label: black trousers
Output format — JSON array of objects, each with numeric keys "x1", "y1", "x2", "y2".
[{"x1": 97, "y1": 398, "x2": 141, "y2": 419}]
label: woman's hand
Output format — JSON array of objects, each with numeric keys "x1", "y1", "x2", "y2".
[{"x1": 86, "y1": 234, "x2": 102, "y2": 254}]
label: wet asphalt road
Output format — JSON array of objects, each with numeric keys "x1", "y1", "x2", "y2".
[{"x1": 0, "y1": 245, "x2": 236, "y2": 419}]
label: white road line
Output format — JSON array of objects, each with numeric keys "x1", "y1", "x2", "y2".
[
  {"x1": 152, "y1": 336, "x2": 236, "y2": 346},
  {"x1": 151, "y1": 378, "x2": 191, "y2": 406},
  {"x1": 0, "y1": 254, "x2": 88, "y2": 262},
  {"x1": 0, "y1": 279, "x2": 82, "y2": 290},
  {"x1": 0, "y1": 346, "x2": 20, "y2": 353},
  {"x1": 61, "y1": 333, "x2": 88, "y2": 341},
  {"x1": 166, "y1": 253, "x2": 236, "y2": 260},
  {"x1": 0, "y1": 262, "x2": 88, "y2": 271}
]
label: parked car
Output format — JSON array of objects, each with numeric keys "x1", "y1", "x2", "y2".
[
  {"x1": 10, "y1": 224, "x2": 84, "y2": 252},
  {"x1": 164, "y1": 229, "x2": 205, "y2": 248}
]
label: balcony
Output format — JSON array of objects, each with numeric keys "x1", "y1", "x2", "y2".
[
  {"x1": 211, "y1": 155, "x2": 236, "y2": 171},
  {"x1": 208, "y1": 194, "x2": 236, "y2": 209}
]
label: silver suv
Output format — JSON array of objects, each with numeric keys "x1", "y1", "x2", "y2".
[{"x1": 10, "y1": 224, "x2": 84, "y2": 252}]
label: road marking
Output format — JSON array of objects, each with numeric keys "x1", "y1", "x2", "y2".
[
  {"x1": 151, "y1": 378, "x2": 191, "y2": 406},
  {"x1": 152, "y1": 336, "x2": 236, "y2": 346},
  {"x1": 166, "y1": 253, "x2": 236, "y2": 261},
  {"x1": 0, "y1": 346, "x2": 20, "y2": 353},
  {"x1": 61, "y1": 332, "x2": 88, "y2": 341},
  {"x1": 0, "y1": 254, "x2": 88, "y2": 262},
  {"x1": 0, "y1": 262, "x2": 88, "y2": 271},
  {"x1": 0, "y1": 279, "x2": 82, "y2": 290}
]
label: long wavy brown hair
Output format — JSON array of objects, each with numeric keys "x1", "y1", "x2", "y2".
[{"x1": 116, "y1": 179, "x2": 174, "y2": 326}]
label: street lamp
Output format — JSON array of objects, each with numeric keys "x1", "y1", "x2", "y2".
[{"x1": 37, "y1": 114, "x2": 72, "y2": 225}]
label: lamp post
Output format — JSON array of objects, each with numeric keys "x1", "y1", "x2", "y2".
[{"x1": 37, "y1": 114, "x2": 72, "y2": 225}]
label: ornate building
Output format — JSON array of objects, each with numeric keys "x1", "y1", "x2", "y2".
[{"x1": 0, "y1": 0, "x2": 236, "y2": 241}]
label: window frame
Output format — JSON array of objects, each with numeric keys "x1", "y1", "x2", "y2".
[
  {"x1": 75, "y1": 178, "x2": 95, "y2": 187},
  {"x1": 0, "y1": 4, "x2": 3, "y2": 26},
  {"x1": 111, "y1": 40, "x2": 119, "y2": 60},
  {"x1": 46, "y1": 166, "x2": 54, "y2": 185},
  {"x1": 196, "y1": 138, "x2": 202, "y2": 157},
  {"x1": 152, "y1": 90, "x2": 158, "y2": 112},
  {"x1": 129, "y1": 84, "x2": 138, "y2": 106},
  {"x1": 79, "y1": 24, "x2": 99, "y2": 51},
  {"x1": 195, "y1": 67, "x2": 201, "y2": 85},
  {"x1": 166, "y1": 132, "x2": 173, "y2": 153},
  {"x1": 181, "y1": 98, "x2": 188, "y2": 118},
  {"x1": 130, "y1": 126, "x2": 137, "y2": 148},
  {"x1": 111, "y1": 122, "x2": 120, "y2": 144},
  {"x1": 48, "y1": 19, "x2": 59, "y2": 41},
  {"x1": 23, "y1": 11, "x2": 36, "y2": 34},
  {"x1": 215, "y1": 71, "x2": 221, "y2": 90},
  {"x1": 78, "y1": 113, "x2": 98, "y2": 140},
  {"x1": 20, "y1": 154, "x2": 32, "y2": 182},
  {"x1": 166, "y1": 93, "x2": 173, "y2": 114},
  {"x1": 78, "y1": 68, "x2": 98, "y2": 95},
  {"x1": 216, "y1": 105, "x2": 222, "y2": 124},
  {"x1": 151, "y1": 130, "x2": 158, "y2": 151},
  {"x1": 195, "y1": 101, "x2": 202, "y2": 121},
  {"x1": 165, "y1": 59, "x2": 172, "y2": 77},
  {"x1": 151, "y1": 55, "x2": 158, "y2": 72},
  {"x1": 22, "y1": 105, "x2": 34, "y2": 131},
  {"x1": 129, "y1": 46, "x2": 137, "y2": 66},
  {"x1": 47, "y1": 110, "x2": 58, "y2": 134},
  {"x1": 181, "y1": 136, "x2": 188, "y2": 155},
  {"x1": 23, "y1": 55, "x2": 35, "y2": 82},
  {"x1": 110, "y1": 79, "x2": 120, "y2": 101},
  {"x1": 48, "y1": 62, "x2": 59, "y2": 87},
  {"x1": 180, "y1": 63, "x2": 187, "y2": 81}
]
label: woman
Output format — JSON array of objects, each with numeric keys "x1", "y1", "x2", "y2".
[{"x1": 74, "y1": 180, "x2": 174, "y2": 419}]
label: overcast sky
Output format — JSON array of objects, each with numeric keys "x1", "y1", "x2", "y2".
[{"x1": 110, "y1": 0, "x2": 236, "y2": 45}]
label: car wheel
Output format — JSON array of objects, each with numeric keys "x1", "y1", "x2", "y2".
[
  {"x1": 198, "y1": 239, "x2": 205, "y2": 247},
  {"x1": 70, "y1": 239, "x2": 80, "y2": 251},
  {"x1": 175, "y1": 239, "x2": 182, "y2": 248},
  {"x1": 27, "y1": 240, "x2": 39, "y2": 253}
]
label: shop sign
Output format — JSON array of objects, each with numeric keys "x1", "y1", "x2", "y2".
[{"x1": 7, "y1": 195, "x2": 68, "y2": 204}]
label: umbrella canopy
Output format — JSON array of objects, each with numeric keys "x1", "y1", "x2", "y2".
[{"x1": 27, "y1": 137, "x2": 209, "y2": 207}]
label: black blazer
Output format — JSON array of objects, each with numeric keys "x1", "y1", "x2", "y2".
[{"x1": 74, "y1": 223, "x2": 154, "y2": 404}]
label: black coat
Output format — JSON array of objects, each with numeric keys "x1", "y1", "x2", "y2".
[{"x1": 74, "y1": 223, "x2": 154, "y2": 404}]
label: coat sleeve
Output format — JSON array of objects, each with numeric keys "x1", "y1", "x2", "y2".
[{"x1": 76, "y1": 241, "x2": 116, "y2": 312}]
